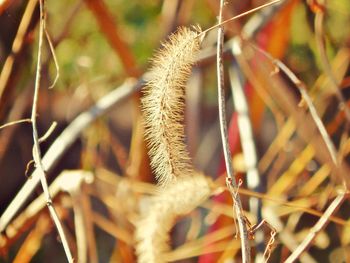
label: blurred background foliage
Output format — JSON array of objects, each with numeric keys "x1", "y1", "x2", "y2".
[{"x1": 1, "y1": 0, "x2": 350, "y2": 262}]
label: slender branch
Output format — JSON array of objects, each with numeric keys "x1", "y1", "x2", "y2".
[
  {"x1": 249, "y1": 43, "x2": 338, "y2": 166},
  {"x1": 84, "y1": 0, "x2": 139, "y2": 77},
  {"x1": 44, "y1": 27, "x2": 60, "y2": 89},
  {"x1": 0, "y1": 0, "x2": 38, "y2": 119},
  {"x1": 30, "y1": 1, "x2": 73, "y2": 261},
  {"x1": 314, "y1": 3, "x2": 350, "y2": 124},
  {"x1": 285, "y1": 192, "x2": 346, "y2": 263},
  {"x1": 216, "y1": 0, "x2": 250, "y2": 262},
  {"x1": 0, "y1": 119, "x2": 31, "y2": 130},
  {"x1": 200, "y1": 0, "x2": 284, "y2": 37}
]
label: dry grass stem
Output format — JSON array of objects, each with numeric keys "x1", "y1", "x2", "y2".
[
  {"x1": 216, "y1": 0, "x2": 250, "y2": 261},
  {"x1": 0, "y1": 119, "x2": 31, "y2": 130},
  {"x1": 44, "y1": 27, "x2": 60, "y2": 89},
  {"x1": 37, "y1": 121, "x2": 57, "y2": 144},
  {"x1": 249, "y1": 43, "x2": 338, "y2": 166},
  {"x1": 0, "y1": 0, "x2": 37, "y2": 109},
  {"x1": 12, "y1": 215, "x2": 51, "y2": 263},
  {"x1": 84, "y1": 0, "x2": 139, "y2": 76},
  {"x1": 285, "y1": 192, "x2": 346, "y2": 263},
  {"x1": 314, "y1": 5, "x2": 350, "y2": 124},
  {"x1": 30, "y1": 1, "x2": 73, "y2": 261},
  {"x1": 200, "y1": 0, "x2": 284, "y2": 37},
  {"x1": 247, "y1": 219, "x2": 276, "y2": 262}
]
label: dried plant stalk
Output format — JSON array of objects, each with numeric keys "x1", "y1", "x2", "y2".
[
  {"x1": 285, "y1": 192, "x2": 346, "y2": 263},
  {"x1": 216, "y1": 1, "x2": 250, "y2": 261},
  {"x1": 30, "y1": 1, "x2": 72, "y2": 261},
  {"x1": 141, "y1": 27, "x2": 200, "y2": 186},
  {"x1": 135, "y1": 175, "x2": 212, "y2": 263}
]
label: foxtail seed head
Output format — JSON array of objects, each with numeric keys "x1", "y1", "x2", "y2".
[{"x1": 142, "y1": 27, "x2": 201, "y2": 187}]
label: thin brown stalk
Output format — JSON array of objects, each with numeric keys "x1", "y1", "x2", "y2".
[
  {"x1": 249, "y1": 43, "x2": 338, "y2": 166},
  {"x1": 313, "y1": 4, "x2": 350, "y2": 187},
  {"x1": 80, "y1": 191, "x2": 98, "y2": 263},
  {"x1": 12, "y1": 215, "x2": 51, "y2": 263},
  {"x1": 166, "y1": 238, "x2": 241, "y2": 262},
  {"x1": 258, "y1": 118, "x2": 295, "y2": 174},
  {"x1": 0, "y1": 86, "x2": 31, "y2": 160},
  {"x1": 0, "y1": 0, "x2": 38, "y2": 119},
  {"x1": 216, "y1": 0, "x2": 250, "y2": 262},
  {"x1": 72, "y1": 193, "x2": 88, "y2": 263},
  {"x1": 204, "y1": 182, "x2": 349, "y2": 226},
  {"x1": 199, "y1": 0, "x2": 284, "y2": 37},
  {"x1": 30, "y1": 0, "x2": 73, "y2": 261},
  {"x1": 314, "y1": 3, "x2": 350, "y2": 124},
  {"x1": 285, "y1": 192, "x2": 346, "y2": 263},
  {"x1": 52, "y1": 1, "x2": 83, "y2": 46},
  {"x1": 231, "y1": 39, "x2": 284, "y2": 128},
  {"x1": 92, "y1": 212, "x2": 133, "y2": 245},
  {"x1": 265, "y1": 206, "x2": 318, "y2": 263},
  {"x1": 160, "y1": 0, "x2": 180, "y2": 35},
  {"x1": 244, "y1": 44, "x2": 350, "y2": 187},
  {"x1": 84, "y1": 0, "x2": 139, "y2": 77}
]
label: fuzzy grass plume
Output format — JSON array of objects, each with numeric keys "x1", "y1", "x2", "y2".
[
  {"x1": 135, "y1": 174, "x2": 212, "y2": 263},
  {"x1": 141, "y1": 27, "x2": 201, "y2": 186}
]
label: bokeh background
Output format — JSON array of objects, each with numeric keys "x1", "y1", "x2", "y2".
[{"x1": 1, "y1": 0, "x2": 350, "y2": 262}]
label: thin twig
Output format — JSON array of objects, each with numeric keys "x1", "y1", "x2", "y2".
[
  {"x1": 264, "y1": 206, "x2": 318, "y2": 263},
  {"x1": 38, "y1": 121, "x2": 57, "y2": 143},
  {"x1": 0, "y1": 0, "x2": 38, "y2": 119},
  {"x1": 12, "y1": 214, "x2": 51, "y2": 263},
  {"x1": 0, "y1": 118, "x2": 31, "y2": 130},
  {"x1": 249, "y1": 43, "x2": 338, "y2": 166},
  {"x1": 199, "y1": 0, "x2": 284, "y2": 37},
  {"x1": 71, "y1": 189, "x2": 88, "y2": 263},
  {"x1": 285, "y1": 192, "x2": 346, "y2": 263},
  {"x1": 30, "y1": 0, "x2": 73, "y2": 261},
  {"x1": 44, "y1": 28, "x2": 60, "y2": 89},
  {"x1": 247, "y1": 219, "x2": 276, "y2": 262},
  {"x1": 84, "y1": 0, "x2": 139, "y2": 77},
  {"x1": 81, "y1": 191, "x2": 98, "y2": 263},
  {"x1": 314, "y1": 3, "x2": 350, "y2": 124},
  {"x1": 216, "y1": 0, "x2": 250, "y2": 262}
]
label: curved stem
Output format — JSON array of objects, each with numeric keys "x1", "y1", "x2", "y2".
[{"x1": 216, "y1": 0, "x2": 251, "y2": 262}]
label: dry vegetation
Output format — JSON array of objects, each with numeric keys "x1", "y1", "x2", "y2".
[{"x1": 0, "y1": 0, "x2": 350, "y2": 262}]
